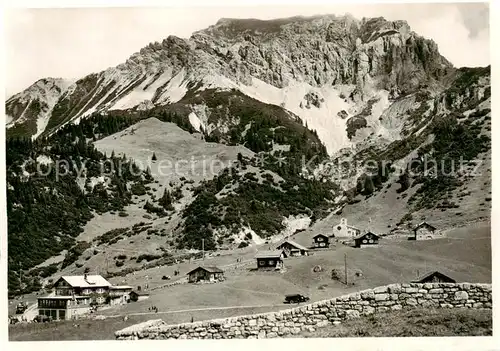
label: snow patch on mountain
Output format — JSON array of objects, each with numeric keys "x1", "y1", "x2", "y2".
[
  {"x1": 6, "y1": 104, "x2": 31, "y2": 127},
  {"x1": 188, "y1": 112, "x2": 205, "y2": 132},
  {"x1": 79, "y1": 85, "x2": 123, "y2": 118},
  {"x1": 364, "y1": 90, "x2": 395, "y2": 140},
  {"x1": 110, "y1": 69, "x2": 174, "y2": 110},
  {"x1": 236, "y1": 78, "x2": 354, "y2": 155},
  {"x1": 33, "y1": 110, "x2": 52, "y2": 140},
  {"x1": 190, "y1": 104, "x2": 211, "y2": 132},
  {"x1": 188, "y1": 74, "x2": 360, "y2": 154},
  {"x1": 154, "y1": 69, "x2": 189, "y2": 105},
  {"x1": 6, "y1": 78, "x2": 75, "y2": 138}
]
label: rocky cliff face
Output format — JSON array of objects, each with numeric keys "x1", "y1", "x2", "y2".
[
  {"x1": 193, "y1": 16, "x2": 452, "y2": 94},
  {"x1": 6, "y1": 78, "x2": 74, "y2": 138},
  {"x1": 6, "y1": 15, "x2": 454, "y2": 150}
]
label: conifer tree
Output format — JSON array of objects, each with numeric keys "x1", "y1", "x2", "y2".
[
  {"x1": 363, "y1": 176, "x2": 375, "y2": 195},
  {"x1": 159, "y1": 189, "x2": 173, "y2": 210}
]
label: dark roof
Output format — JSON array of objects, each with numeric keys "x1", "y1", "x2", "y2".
[
  {"x1": 130, "y1": 290, "x2": 150, "y2": 296},
  {"x1": 411, "y1": 271, "x2": 456, "y2": 283},
  {"x1": 276, "y1": 240, "x2": 309, "y2": 251},
  {"x1": 313, "y1": 234, "x2": 329, "y2": 239},
  {"x1": 255, "y1": 250, "x2": 283, "y2": 259},
  {"x1": 187, "y1": 266, "x2": 224, "y2": 275},
  {"x1": 354, "y1": 232, "x2": 380, "y2": 240},
  {"x1": 414, "y1": 222, "x2": 437, "y2": 231}
]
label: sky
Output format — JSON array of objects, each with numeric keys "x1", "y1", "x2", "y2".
[{"x1": 4, "y1": 1, "x2": 490, "y2": 97}]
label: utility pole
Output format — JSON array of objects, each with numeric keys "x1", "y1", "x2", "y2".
[
  {"x1": 344, "y1": 253, "x2": 348, "y2": 285},
  {"x1": 202, "y1": 239, "x2": 205, "y2": 260}
]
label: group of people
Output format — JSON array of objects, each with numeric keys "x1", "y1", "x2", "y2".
[{"x1": 148, "y1": 305, "x2": 159, "y2": 313}]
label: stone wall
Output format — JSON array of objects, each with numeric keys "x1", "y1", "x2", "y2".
[{"x1": 115, "y1": 282, "x2": 492, "y2": 340}]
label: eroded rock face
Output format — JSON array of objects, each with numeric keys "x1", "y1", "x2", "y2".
[
  {"x1": 192, "y1": 15, "x2": 452, "y2": 92},
  {"x1": 7, "y1": 14, "x2": 454, "y2": 139}
]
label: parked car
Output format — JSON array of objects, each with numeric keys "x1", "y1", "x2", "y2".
[{"x1": 284, "y1": 294, "x2": 310, "y2": 304}]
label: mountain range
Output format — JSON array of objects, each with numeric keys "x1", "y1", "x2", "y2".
[{"x1": 5, "y1": 15, "x2": 491, "y2": 296}]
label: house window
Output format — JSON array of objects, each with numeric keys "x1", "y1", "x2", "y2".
[
  {"x1": 317, "y1": 237, "x2": 323, "y2": 241},
  {"x1": 337, "y1": 226, "x2": 342, "y2": 231},
  {"x1": 362, "y1": 239, "x2": 367, "y2": 244},
  {"x1": 259, "y1": 260, "x2": 265, "y2": 266},
  {"x1": 269, "y1": 260, "x2": 275, "y2": 266}
]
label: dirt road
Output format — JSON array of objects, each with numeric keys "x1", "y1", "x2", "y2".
[{"x1": 104, "y1": 303, "x2": 287, "y2": 319}]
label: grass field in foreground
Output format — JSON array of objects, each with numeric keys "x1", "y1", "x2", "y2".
[
  {"x1": 295, "y1": 308, "x2": 492, "y2": 337},
  {"x1": 8, "y1": 305, "x2": 286, "y2": 341},
  {"x1": 10, "y1": 307, "x2": 492, "y2": 340}
]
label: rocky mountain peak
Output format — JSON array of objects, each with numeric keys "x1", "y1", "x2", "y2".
[{"x1": 6, "y1": 14, "x2": 458, "y2": 141}]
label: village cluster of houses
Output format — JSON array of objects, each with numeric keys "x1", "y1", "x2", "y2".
[
  {"x1": 248, "y1": 219, "x2": 442, "y2": 271},
  {"x1": 36, "y1": 219, "x2": 442, "y2": 321}
]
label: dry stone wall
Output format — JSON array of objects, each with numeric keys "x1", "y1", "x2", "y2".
[{"x1": 115, "y1": 282, "x2": 492, "y2": 340}]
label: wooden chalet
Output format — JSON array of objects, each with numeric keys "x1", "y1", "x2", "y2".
[
  {"x1": 353, "y1": 232, "x2": 380, "y2": 248},
  {"x1": 275, "y1": 240, "x2": 309, "y2": 257},
  {"x1": 312, "y1": 234, "x2": 330, "y2": 248},
  {"x1": 187, "y1": 266, "x2": 225, "y2": 283},
  {"x1": 410, "y1": 222, "x2": 440, "y2": 240},
  {"x1": 255, "y1": 250, "x2": 284, "y2": 269}
]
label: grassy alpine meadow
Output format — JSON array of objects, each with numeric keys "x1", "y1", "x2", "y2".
[
  {"x1": 9, "y1": 305, "x2": 288, "y2": 341},
  {"x1": 295, "y1": 308, "x2": 492, "y2": 337}
]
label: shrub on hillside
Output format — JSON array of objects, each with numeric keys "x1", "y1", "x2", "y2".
[{"x1": 238, "y1": 241, "x2": 249, "y2": 248}]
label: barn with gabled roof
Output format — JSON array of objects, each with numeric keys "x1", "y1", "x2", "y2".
[
  {"x1": 410, "y1": 222, "x2": 442, "y2": 240},
  {"x1": 276, "y1": 240, "x2": 309, "y2": 257},
  {"x1": 411, "y1": 271, "x2": 456, "y2": 283},
  {"x1": 187, "y1": 266, "x2": 225, "y2": 283}
]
